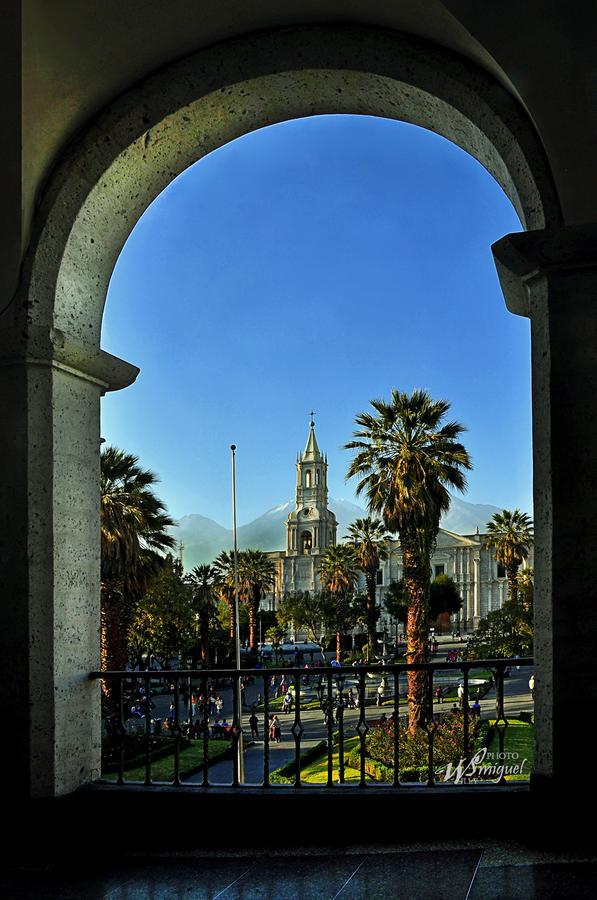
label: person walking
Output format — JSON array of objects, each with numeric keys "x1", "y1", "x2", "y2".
[
  {"x1": 249, "y1": 711, "x2": 259, "y2": 740},
  {"x1": 457, "y1": 683, "x2": 465, "y2": 708},
  {"x1": 529, "y1": 673, "x2": 535, "y2": 699},
  {"x1": 215, "y1": 695, "x2": 224, "y2": 717},
  {"x1": 376, "y1": 682, "x2": 385, "y2": 707}
]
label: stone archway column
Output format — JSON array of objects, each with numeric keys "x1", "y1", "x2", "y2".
[
  {"x1": 493, "y1": 223, "x2": 597, "y2": 796},
  {"x1": 0, "y1": 325, "x2": 137, "y2": 798}
]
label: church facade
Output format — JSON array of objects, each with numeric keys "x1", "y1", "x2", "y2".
[
  {"x1": 266, "y1": 418, "x2": 338, "y2": 597},
  {"x1": 265, "y1": 421, "x2": 533, "y2": 631}
]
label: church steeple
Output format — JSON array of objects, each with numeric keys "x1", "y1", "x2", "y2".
[
  {"x1": 302, "y1": 417, "x2": 322, "y2": 462},
  {"x1": 285, "y1": 416, "x2": 337, "y2": 555}
]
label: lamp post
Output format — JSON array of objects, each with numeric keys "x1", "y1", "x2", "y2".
[{"x1": 230, "y1": 444, "x2": 244, "y2": 783}]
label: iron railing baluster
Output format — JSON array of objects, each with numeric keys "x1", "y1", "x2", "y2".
[
  {"x1": 173, "y1": 676, "x2": 181, "y2": 786},
  {"x1": 187, "y1": 676, "x2": 193, "y2": 743},
  {"x1": 393, "y1": 670, "x2": 400, "y2": 787},
  {"x1": 426, "y1": 666, "x2": 435, "y2": 787},
  {"x1": 292, "y1": 672, "x2": 303, "y2": 787},
  {"x1": 117, "y1": 676, "x2": 126, "y2": 785},
  {"x1": 326, "y1": 672, "x2": 334, "y2": 788},
  {"x1": 495, "y1": 663, "x2": 508, "y2": 785},
  {"x1": 263, "y1": 673, "x2": 270, "y2": 788},
  {"x1": 463, "y1": 665, "x2": 470, "y2": 781},
  {"x1": 337, "y1": 674, "x2": 345, "y2": 785},
  {"x1": 231, "y1": 675, "x2": 241, "y2": 787},
  {"x1": 357, "y1": 671, "x2": 368, "y2": 788},
  {"x1": 201, "y1": 674, "x2": 209, "y2": 787},
  {"x1": 144, "y1": 673, "x2": 152, "y2": 786}
]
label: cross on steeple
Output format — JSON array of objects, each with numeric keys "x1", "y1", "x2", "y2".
[{"x1": 309, "y1": 410, "x2": 316, "y2": 427}]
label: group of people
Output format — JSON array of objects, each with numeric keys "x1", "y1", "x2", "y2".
[{"x1": 268, "y1": 714, "x2": 282, "y2": 743}]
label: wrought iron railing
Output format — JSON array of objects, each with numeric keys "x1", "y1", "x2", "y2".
[{"x1": 92, "y1": 657, "x2": 533, "y2": 789}]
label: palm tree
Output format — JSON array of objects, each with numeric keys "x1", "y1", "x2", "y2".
[
  {"x1": 345, "y1": 389, "x2": 472, "y2": 732},
  {"x1": 100, "y1": 447, "x2": 175, "y2": 723},
  {"x1": 485, "y1": 509, "x2": 533, "y2": 604},
  {"x1": 346, "y1": 517, "x2": 390, "y2": 656},
  {"x1": 318, "y1": 544, "x2": 359, "y2": 662},
  {"x1": 212, "y1": 550, "x2": 239, "y2": 640},
  {"x1": 240, "y1": 549, "x2": 277, "y2": 652},
  {"x1": 101, "y1": 447, "x2": 175, "y2": 667},
  {"x1": 186, "y1": 564, "x2": 217, "y2": 663}
]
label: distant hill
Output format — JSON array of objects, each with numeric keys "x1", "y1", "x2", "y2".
[
  {"x1": 440, "y1": 496, "x2": 502, "y2": 536},
  {"x1": 172, "y1": 494, "x2": 506, "y2": 569}
]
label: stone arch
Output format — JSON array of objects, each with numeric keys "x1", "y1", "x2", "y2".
[
  {"x1": 5, "y1": 24, "x2": 565, "y2": 798},
  {"x1": 13, "y1": 24, "x2": 561, "y2": 354}
]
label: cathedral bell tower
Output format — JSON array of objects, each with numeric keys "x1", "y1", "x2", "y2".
[{"x1": 285, "y1": 415, "x2": 338, "y2": 555}]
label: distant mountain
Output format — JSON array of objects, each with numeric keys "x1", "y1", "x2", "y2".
[
  {"x1": 172, "y1": 494, "x2": 506, "y2": 569},
  {"x1": 440, "y1": 496, "x2": 502, "y2": 536},
  {"x1": 174, "y1": 514, "x2": 231, "y2": 570}
]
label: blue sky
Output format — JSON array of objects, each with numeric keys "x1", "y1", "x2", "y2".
[{"x1": 101, "y1": 114, "x2": 528, "y2": 526}]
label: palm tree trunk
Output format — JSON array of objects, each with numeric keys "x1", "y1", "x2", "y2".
[
  {"x1": 336, "y1": 593, "x2": 345, "y2": 662},
  {"x1": 402, "y1": 537, "x2": 430, "y2": 735},
  {"x1": 101, "y1": 582, "x2": 129, "y2": 733},
  {"x1": 506, "y1": 565, "x2": 518, "y2": 604},
  {"x1": 200, "y1": 609, "x2": 210, "y2": 663},
  {"x1": 365, "y1": 571, "x2": 378, "y2": 654},
  {"x1": 248, "y1": 598, "x2": 258, "y2": 652},
  {"x1": 226, "y1": 597, "x2": 236, "y2": 640}
]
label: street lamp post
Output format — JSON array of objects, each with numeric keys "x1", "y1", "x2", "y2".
[{"x1": 230, "y1": 444, "x2": 244, "y2": 784}]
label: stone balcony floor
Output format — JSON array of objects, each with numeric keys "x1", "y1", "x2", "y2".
[{"x1": 2, "y1": 840, "x2": 597, "y2": 899}]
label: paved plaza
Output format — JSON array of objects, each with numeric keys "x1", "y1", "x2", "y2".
[{"x1": 138, "y1": 637, "x2": 534, "y2": 786}]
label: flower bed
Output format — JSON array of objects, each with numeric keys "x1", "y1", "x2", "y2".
[{"x1": 347, "y1": 712, "x2": 487, "y2": 782}]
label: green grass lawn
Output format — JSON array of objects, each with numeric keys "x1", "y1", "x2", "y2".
[
  {"x1": 102, "y1": 738, "x2": 233, "y2": 783},
  {"x1": 486, "y1": 719, "x2": 534, "y2": 781},
  {"x1": 299, "y1": 736, "x2": 369, "y2": 784}
]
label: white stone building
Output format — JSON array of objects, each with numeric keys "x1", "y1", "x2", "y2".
[
  {"x1": 266, "y1": 420, "x2": 533, "y2": 631},
  {"x1": 376, "y1": 528, "x2": 534, "y2": 632},
  {"x1": 266, "y1": 418, "x2": 338, "y2": 600}
]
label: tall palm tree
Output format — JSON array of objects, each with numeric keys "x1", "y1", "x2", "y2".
[
  {"x1": 213, "y1": 550, "x2": 239, "y2": 640},
  {"x1": 240, "y1": 549, "x2": 277, "y2": 652},
  {"x1": 485, "y1": 509, "x2": 533, "y2": 605},
  {"x1": 318, "y1": 544, "x2": 359, "y2": 662},
  {"x1": 345, "y1": 389, "x2": 472, "y2": 732},
  {"x1": 186, "y1": 564, "x2": 217, "y2": 663},
  {"x1": 346, "y1": 517, "x2": 390, "y2": 656},
  {"x1": 100, "y1": 447, "x2": 175, "y2": 721}
]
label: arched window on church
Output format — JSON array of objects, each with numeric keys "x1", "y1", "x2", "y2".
[
  {"x1": 315, "y1": 469, "x2": 320, "y2": 485},
  {"x1": 305, "y1": 470, "x2": 312, "y2": 488}
]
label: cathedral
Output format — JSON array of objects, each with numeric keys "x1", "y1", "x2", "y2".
[
  {"x1": 266, "y1": 417, "x2": 338, "y2": 597},
  {"x1": 265, "y1": 419, "x2": 533, "y2": 631}
]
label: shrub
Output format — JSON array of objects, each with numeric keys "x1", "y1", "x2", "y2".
[{"x1": 366, "y1": 712, "x2": 482, "y2": 774}]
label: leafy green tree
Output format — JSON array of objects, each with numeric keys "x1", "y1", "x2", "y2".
[
  {"x1": 346, "y1": 517, "x2": 390, "y2": 654},
  {"x1": 100, "y1": 447, "x2": 176, "y2": 682},
  {"x1": 384, "y1": 579, "x2": 409, "y2": 625},
  {"x1": 484, "y1": 509, "x2": 533, "y2": 604},
  {"x1": 239, "y1": 549, "x2": 277, "y2": 652},
  {"x1": 467, "y1": 568, "x2": 533, "y2": 660},
  {"x1": 186, "y1": 564, "x2": 218, "y2": 664},
  {"x1": 429, "y1": 575, "x2": 463, "y2": 621},
  {"x1": 345, "y1": 389, "x2": 471, "y2": 732},
  {"x1": 276, "y1": 591, "x2": 335, "y2": 644},
  {"x1": 517, "y1": 567, "x2": 534, "y2": 611},
  {"x1": 128, "y1": 555, "x2": 193, "y2": 667},
  {"x1": 318, "y1": 544, "x2": 359, "y2": 661}
]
